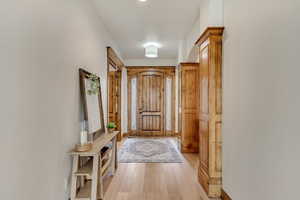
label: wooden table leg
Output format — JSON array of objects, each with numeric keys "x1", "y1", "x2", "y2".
[
  {"x1": 98, "y1": 153, "x2": 104, "y2": 199},
  {"x1": 111, "y1": 137, "x2": 117, "y2": 175},
  {"x1": 91, "y1": 155, "x2": 99, "y2": 200},
  {"x1": 70, "y1": 155, "x2": 79, "y2": 200}
]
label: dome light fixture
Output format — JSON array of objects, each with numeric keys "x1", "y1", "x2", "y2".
[
  {"x1": 137, "y1": 0, "x2": 149, "y2": 6},
  {"x1": 144, "y1": 42, "x2": 161, "y2": 58}
]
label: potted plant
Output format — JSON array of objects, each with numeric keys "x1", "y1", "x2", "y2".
[
  {"x1": 87, "y1": 73, "x2": 100, "y2": 95},
  {"x1": 107, "y1": 122, "x2": 116, "y2": 133}
]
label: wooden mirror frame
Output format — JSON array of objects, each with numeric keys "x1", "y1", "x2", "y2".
[{"x1": 79, "y1": 68, "x2": 105, "y2": 140}]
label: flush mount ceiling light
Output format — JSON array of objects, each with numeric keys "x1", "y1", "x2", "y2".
[
  {"x1": 136, "y1": 0, "x2": 150, "y2": 7},
  {"x1": 145, "y1": 45, "x2": 158, "y2": 58},
  {"x1": 144, "y1": 42, "x2": 161, "y2": 58}
]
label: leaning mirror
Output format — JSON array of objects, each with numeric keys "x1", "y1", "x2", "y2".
[{"x1": 79, "y1": 68, "x2": 105, "y2": 141}]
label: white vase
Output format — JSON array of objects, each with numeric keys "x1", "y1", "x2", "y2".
[{"x1": 80, "y1": 131, "x2": 88, "y2": 145}]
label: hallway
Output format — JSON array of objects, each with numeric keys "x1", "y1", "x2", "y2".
[
  {"x1": 1, "y1": 0, "x2": 300, "y2": 200},
  {"x1": 104, "y1": 151, "x2": 207, "y2": 200}
]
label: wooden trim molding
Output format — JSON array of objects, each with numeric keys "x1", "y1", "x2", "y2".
[
  {"x1": 126, "y1": 66, "x2": 175, "y2": 69},
  {"x1": 179, "y1": 62, "x2": 199, "y2": 66},
  {"x1": 195, "y1": 27, "x2": 225, "y2": 45},
  {"x1": 126, "y1": 66, "x2": 176, "y2": 76},
  {"x1": 107, "y1": 47, "x2": 124, "y2": 69},
  {"x1": 122, "y1": 132, "x2": 128, "y2": 138},
  {"x1": 221, "y1": 189, "x2": 232, "y2": 200}
]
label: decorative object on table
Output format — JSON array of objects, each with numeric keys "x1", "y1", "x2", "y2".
[
  {"x1": 80, "y1": 120, "x2": 88, "y2": 144},
  {"x1": 74, "y1": 120, "x2": 92, "y2": 152},
  {"x1": 118, "y1": 138, "x2": 183, "y2": 163},
  {"x1": 80, "y1": 130, "x2": 88, "y2": 145},
  {"x1": 86, "y1": 73, "x2": 100, "y2": 95},
  {"x1": 79, "y1": 68, "x2": 105, "y2": 141},
  {"x1": 107, "y1": 122, "x2": 116, "y2": 133}
]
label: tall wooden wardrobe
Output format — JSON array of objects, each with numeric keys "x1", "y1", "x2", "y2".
[
  {"x1": 178, "y1": 63, "x2": 199, "y2": 153},
  {"x1": 196, "y1": 27, "x2": 224, "y2": 198}
]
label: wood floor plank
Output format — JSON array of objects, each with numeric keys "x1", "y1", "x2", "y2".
[{"x1": 103, "y1": 140, "x2": 212, "y2": 200}]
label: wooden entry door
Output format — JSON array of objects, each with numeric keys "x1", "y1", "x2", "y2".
[{"x1": 138, "y1": 71, "x2": 164, "y2": 136}]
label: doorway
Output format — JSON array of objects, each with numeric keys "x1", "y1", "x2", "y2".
[
  {"x1": 127, "y1": 67, "x2": 175, "y2": 137},
  {"x1": 107, "y1": 47, "x2": 123, "y2": 141},
  {"x1": 108, "y1": 66, "x2": 121, "y2": 131}
]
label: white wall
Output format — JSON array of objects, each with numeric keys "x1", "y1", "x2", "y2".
[
  {"x1": 177, "y1": 40, "x2": 186, "y2": 63},
  {"x1": 208, "y1": 0, "x2": 224, "y2": 27},
  {"x1": 125, "y1": 58, "x2": 177, "y2": 66},
  {"x1": 199, "y1": 0, "x2": 224, "y2": 33},
  {"x1": 0, "y1": 0, "x2": 120, "y2": 199},
  {"x1": 178, "y1": 0, "x2": 224, "y2": 62},
  {"x1": 223, "y1": 0, "x2": 300, "y2": 199},
  {"x1": 199, "y1": 0, "x2": 209, "y2": 36},
  {"x1": 185, "y1": 17, "x2": 201, "y2": 61}
]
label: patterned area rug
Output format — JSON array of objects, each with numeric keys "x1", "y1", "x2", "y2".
[{"x1": 118, "y1": 138, "x2": 182, "y2": 163}]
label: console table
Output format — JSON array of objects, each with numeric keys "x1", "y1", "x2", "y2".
[{"x1": 69, "y1": 131, "x2": 118, "y2": 200}]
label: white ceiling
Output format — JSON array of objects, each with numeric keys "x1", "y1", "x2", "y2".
[{"x1": 93, "y1": 0, "x2": 200, "y2": 59}]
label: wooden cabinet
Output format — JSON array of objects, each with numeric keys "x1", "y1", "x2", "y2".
[
  {"x1": 178, "y1": 63, "x2": 199, "y2": 153},
  {"x1": 196, "y1": 27, "x2": 224, "y2": 198}
]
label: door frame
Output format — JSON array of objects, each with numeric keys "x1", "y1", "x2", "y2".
[
  {"x1": 106, "y1": 47, "x2": 124, "y2": 141},
  {"x1": 127, "y1": 66, "x2": 176, "y2": 137}
]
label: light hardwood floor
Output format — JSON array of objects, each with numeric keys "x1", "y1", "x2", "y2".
[{"x1": 102, "y1": 140, "x2": 211, "y2": 200}]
